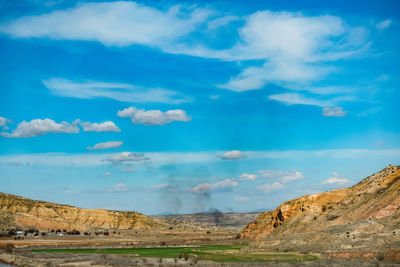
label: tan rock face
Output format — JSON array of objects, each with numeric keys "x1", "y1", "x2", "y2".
[
  {"x1": 0, "y1": 193, "x2": 170, "y2": 231},
  {"x1": 241, "y1": 165, "x2": 400, "y2": 240}
]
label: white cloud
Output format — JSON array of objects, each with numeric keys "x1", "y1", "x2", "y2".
[
  {"x1": 117, "y1": 106, "x2": 191, "y2": 125},
  {"x1": 268, "y1": 92, "x2": 331, "y2": 107},
  {"x1": 207, "y1": 15, "x2": 239, "y2": 30},
  {"x1": 237, "y1": 173, "x2": 257, "y2": 181},
  {"x1": 375, "y1": 19, "x2": 392, "y2": 30},
  {"x1": 43, "y1": 78, "x2": 188, "y2": 104},
  {"x1": 120, "y1": 167, "x2": 135, "y2": 173},
  {"x1": 0, "y1": 3, "x2": 369, "y2": 97},
  {"x1": 0, "y1": 2, "x2": 210, "y2": 47},
  {"x1": 217, "y1": 11, "x2": 368, "y2": 91},
  {"x1": 117, "y1": 107, "x2": 137, "y2": 118},
  {"x1": 0, "y1": 116, "x2": 11, "y2": 129},
  {"x1": 258, "y1": 182, "x2": 285, "y2": 194},
  {"x1": 1, "y1": 118, "x2": 79, "y2": 138},
  {"x1": 79, "y1": 120, "x2": 121, "y2": 132},
  {"x1": 322, "y1": 172, "x2": 352, "y2": 185},
  {"x1": 219, "y1": 150, "x2": 246, "y2": 160},
  {"x1": 191, "y1": 178, "x2": 238, "y2": 195},
  {"x1": 106, "y1": 151, "x2": 150, "y2": 165},
  {"x1": 106, "y1": 183, "x2": 128, "y2": 192},
  {"x1": 322, "y1": 106, "x2": 347, "y2": 117},
  {"x1": 101, "y1": 171, "x2": 111, "y2": 177},
  {"x1": 234, "y1": 196, "x2": 250, "y2": 202},
  {"x1": 258, "y1": 169, "x2": 304, "y2": 183},
  {"x1": 87, "y1": 141, "x2": 123, "y2": 151}
]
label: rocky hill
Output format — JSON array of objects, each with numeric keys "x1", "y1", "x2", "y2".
[
  {"x1": 241, "y1": 165, "x2": 400, "y2": 240},
  {"x1": 0, "y1": 193, "x2": 170, "y2": 231}
]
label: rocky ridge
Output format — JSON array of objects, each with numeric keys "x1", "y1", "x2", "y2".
[{"x1": 241, "y1": 165, "x2": 400, "y2": 240}]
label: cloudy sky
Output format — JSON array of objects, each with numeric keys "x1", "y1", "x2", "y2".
[{"x1": 0, "y1": 0, "x2": 399, "y2": 214}]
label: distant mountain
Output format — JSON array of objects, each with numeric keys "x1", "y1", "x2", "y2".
[
  {"x1": 0, "y1": 193, "x2": 170, "y2": 231},
  {"x1": 241, "y1": 165, "x2": 400, "y2": 250}
]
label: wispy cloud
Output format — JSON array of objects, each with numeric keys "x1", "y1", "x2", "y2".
[
  {"x1": 87, "y1": 141, "x2": 123, "y2": 151},
  {"x1": 258, "y1": 182, "x2": 285, "y2": 194},
  {"x1": 1, "y1": 149, "x2": 400, "y2": 167},
  {"x1": 268, "y1": 92, "x2": 332, "y2": 107},
  {"x1": 237, "y1": 173, "x2": 257, "y2": 181},
  {"x1": 1, "y1": 3, "x2": 370, "y2": 101},
  {"x1": 234, "y1": 196, "x2": 250, "y2": 202},
  {"x1": 106, "y1": 152, "x2": 150, "y2": 165},
  {"x1": 258, "y1": 170, "x2": 304, "y2": 183},
  {"x1": 120, "y1": 167, "x2": 135, "y2": 173},
  {"x1": 0, "y1": 2, "x2": 210, "y2": 47},
  {"x1": 375, "y1": 19, "x2": 392, "y2": 30},
  {"x1": 101, "y1": 171, "x2": 112, "y2": 177},
  {"x1": 322, "y1": 107, "x2": 347, "y2": 117},
  {"x1": 43, "y1": 78, "x2": 189, "y2": 104},
  {"x1": 218, "y1": 150, "x2": 246, "y2": 160},
  {"x1": 190, "y1": 178, "x2": 238, "y2": 195}
]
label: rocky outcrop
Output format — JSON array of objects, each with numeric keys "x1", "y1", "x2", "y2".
[
  {"x1": 241, "y1": 165, "x2": 400, "y2": 240},
  {"x1": 0, "y1": 193, "x2": 170, "y2": 231}
]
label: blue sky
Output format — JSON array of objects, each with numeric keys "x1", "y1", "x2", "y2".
[{"x1": 0, "y1": 0, "x2": 399, "y2": 214}]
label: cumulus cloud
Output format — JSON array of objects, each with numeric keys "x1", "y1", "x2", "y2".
[
  {"x1": 191, "y1": 178, "x2": 238, "y2": 195},
  {"x1": 237, "y1": 173, "x2": 257, "y2": 181},
  {"x1": 258, "y1": 182, "x2": 285, "y2": 194},
  {"x1": 87, "y1": 141, "x2": 123, "y2": 151},
  {"x1": 117, "y1": 106, "x2": 191, "y2": 125},
  {"x1": 322, "y1": 106, "x2": 347, "y2": 117},
  {"x1": 258, "y1": 169, "x2": 304, "y2": 183},
  {"x1": 322, "y1": 172, "x2": 352, "y2": 185},
  {"x1": 43, "y1": 78, "x2": 188, "y2": 104},
  {"x1": 79, "y1": 120, "x2": 121, "y2": 132},
  {"x1": 117, "y1": 107, "x2": 137, "y2": 118},
  {"x1": 106, "y1": 152, "x2": 150, "y2": 165},
  {"x1": 375, "y1": 19, "x2": 392, "y2": 30},
  {"x1": 219, "y1": 150, "x2": 246, "y2": 160},
  {"x1": 1, "y1": 118, "x2": 79, "y2": 138}
]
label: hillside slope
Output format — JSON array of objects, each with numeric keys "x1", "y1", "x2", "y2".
[
  {"x1": 241, "y1": 165, "x2": 400, "y2": 240},
  {"x1": 0, "y1": 193, "x2": 170, "y2": 231}
]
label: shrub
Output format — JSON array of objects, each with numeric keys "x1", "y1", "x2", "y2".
[
  {"x1": 376, "y1": 253, "x2": 385, "y2": 261},
  {"x1": 5, "y1": 243, "x2": 14, "y2": 253}
]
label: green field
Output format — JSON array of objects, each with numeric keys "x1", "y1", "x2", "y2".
[{"x1": 32, "y1": 244, "x2": 320, "y2": 262}]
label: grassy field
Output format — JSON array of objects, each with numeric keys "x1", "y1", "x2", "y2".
[{"x1": 32, "y1": 244, "x2": 320, "y2": 262}]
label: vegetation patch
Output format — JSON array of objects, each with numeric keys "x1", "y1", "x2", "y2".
[{"x1": 32, "y1": 244, "x2": 320, "y2": 262}]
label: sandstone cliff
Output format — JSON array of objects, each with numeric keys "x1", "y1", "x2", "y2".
[
  {"x1": 241, "y1": 165, "x2": 400, "y2": 240},
  {"x1": 0, "y1": 193, "x2": 170, "y2": 231}
]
